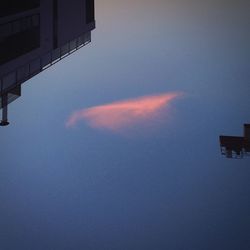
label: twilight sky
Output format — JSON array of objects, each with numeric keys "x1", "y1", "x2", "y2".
[{"x1": 1, "y1": 1, "x2": 250, "y2": 249}]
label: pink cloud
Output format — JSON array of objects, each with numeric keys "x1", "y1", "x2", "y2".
[{"x1": 66, "y1": 92, "x2": 182, "y2": 131}]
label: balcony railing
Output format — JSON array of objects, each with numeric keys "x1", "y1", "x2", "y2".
[{"x1": 0, "y1": 31, "x2": 91, "y2": 98}]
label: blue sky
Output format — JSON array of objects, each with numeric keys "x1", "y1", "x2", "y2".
[{"x1": 0, "y1": 1, "x2": 250, "y2": 249}]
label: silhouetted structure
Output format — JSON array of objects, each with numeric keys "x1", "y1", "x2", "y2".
[
  {"x1": 0, "y1": 0, "x2": 95, "y2": 126},
  {"x1": 220, "y1": 124, "x2": 250, "y2": 158}
]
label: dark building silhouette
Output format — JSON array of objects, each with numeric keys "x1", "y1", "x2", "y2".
[
  {"x1": 220, "y1": 124, "x2": 250, "y2": 158},
  {"x1": 0, "y1": 0, "x2": 95, "y2": 126}
]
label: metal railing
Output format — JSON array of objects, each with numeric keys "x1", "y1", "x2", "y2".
[{"x1": 0, "y1": 31, "x2": 91, "y2": 97}]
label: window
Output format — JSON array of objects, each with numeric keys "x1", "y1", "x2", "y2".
[
  {"x1": 0, "y1": 25, "x2": 40, "y2": 65},
  {"x1": 0, "y1": 0, "x2": 40, "y2": 18},
  {"x1": 0, "y1": 14, "x2": 40, "y2": 49},
  {"x1": 86, "y1": 0, "x2": 95, "y2": 24}
]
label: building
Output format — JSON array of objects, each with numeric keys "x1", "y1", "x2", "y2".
[
  {"x1": 0, "y1": 0, "x2": 95, "y2": 126},
  {"x1": 220, "y1": 124, "x2": 250, "y2": 158}
]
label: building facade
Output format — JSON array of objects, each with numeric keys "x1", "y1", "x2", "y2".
[
  {"x1": 220, "y1": 124, "x2": 250, "y2": 158},
  {"x1": 0, "y1": 0, "x2": 95, "y2": 125}
]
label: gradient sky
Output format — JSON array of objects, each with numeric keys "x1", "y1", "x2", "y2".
[{"x1": 1, "y1": 1, "x2": 250, "y2": 249}]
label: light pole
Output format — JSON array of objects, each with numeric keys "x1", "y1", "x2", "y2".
[{"x1": 0, "y1": 95, "x2": 9, "y2": 126}]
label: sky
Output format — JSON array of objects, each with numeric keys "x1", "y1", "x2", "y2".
[{"x1": 1, "y1": 1, "x2": 250, "y2": 249}]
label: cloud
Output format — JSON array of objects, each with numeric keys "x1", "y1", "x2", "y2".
[{"x1": 66, "y1": 92, "x2": 182, "y2": 131}]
